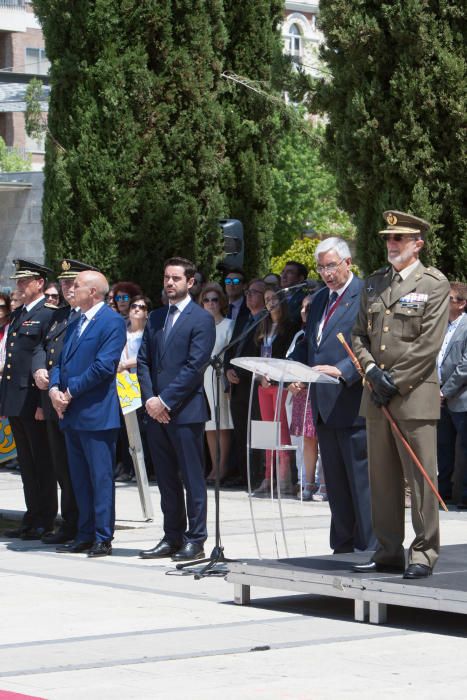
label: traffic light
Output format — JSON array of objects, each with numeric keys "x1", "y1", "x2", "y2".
[{"x1": 219, "y1": 219, "x2": 244, "y2": 270}]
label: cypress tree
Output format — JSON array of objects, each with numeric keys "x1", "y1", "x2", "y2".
[
  {"x1": 315, "y1": 1, "x2": 466, "y2": 278},
  {"x1": 221, "y1": 0, "x2": 285, "y2": 279},
  {"x1": 33, "y1": 1, "x2": 226, "y2": 298}
]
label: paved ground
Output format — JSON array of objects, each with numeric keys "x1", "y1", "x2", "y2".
[{"x1": 1, "y1": 466, "x2": 467, "y2": 700}]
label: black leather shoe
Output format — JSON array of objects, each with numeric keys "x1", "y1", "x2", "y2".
[
  {"x1": 56, "y1": 541, "x2": 93, "y2": 553},
  {"x1": 221, "y1": 476, "x2": 246, "y2": 489},
  {"x1": 88, "y1": 541, "x2": 112, "y2": 558},
  {"x1": 334, "y1": 546, "x2": 354, "y2": 554},
  {"x1": 172, "y1": 541, "x2": 205, "y2": 561},
  {"x1": 42, "y1": 530, "x2": 76, "y2": 545},
  {"x1": 3, "y1": 526, "x2": 28, "y2": 538},
  {"x1": 353, "y1": 560, "x2": 405, "y2": 574},
  {"x1": 21, "y1": 527, "x2": 53, "y2": 541},
  {"x1": 139, "y1": 539, "x2": 181, "y2": 559},
  {"x1": 403, "y1": 563, "x2": 432, "y2": 579}
]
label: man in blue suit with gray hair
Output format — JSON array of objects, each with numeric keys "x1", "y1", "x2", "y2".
[
  {"x1": 290, "y1": 237, "x2": 375, "y2": 554},
  {"x1": 49, "y1": 270, "x2": 126, "y2": 557},
  {"x1": 137, "y1": 257, "x2": 216, "y2": 562}
]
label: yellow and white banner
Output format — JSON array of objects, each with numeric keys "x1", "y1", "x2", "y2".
[
  {"x1": 116, "y1": 371, "x2": 142, "y2": 415},
  {"x1": 0, "y1": 417, "x2": 17, "y2": 464}
]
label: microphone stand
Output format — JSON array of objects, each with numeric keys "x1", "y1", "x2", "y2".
[
  {"x1": 175, "y1": 283, "x2": 308, "y2": 578},
  {"x1": 175, "y1": 308, "x2": 269, "y2": 578}
]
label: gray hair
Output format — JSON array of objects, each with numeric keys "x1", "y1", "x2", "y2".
[{"x1": 314, "y1": 237, "x2": 351, "y2": 262}]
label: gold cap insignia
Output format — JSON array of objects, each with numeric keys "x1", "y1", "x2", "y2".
[
  {"x1": 387, "y1": 213, "x2": 398, "y2": 226},
  {"x1": 61, "y1": 260, "x2": 71, "y2": 271}
]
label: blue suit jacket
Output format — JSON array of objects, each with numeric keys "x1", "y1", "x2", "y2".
[
  {"x1": 49, "y1": 304, "x2": 127, "y2": 431},
  {"x1": 291, "y1": 276, "x2": 364, "y2": 428},
  {"x1": 137, "y1": 300, "x2": 216, "y2": 424}
]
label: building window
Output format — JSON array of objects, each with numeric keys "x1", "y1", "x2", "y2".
[
  {"x1": 25, "y1": 48, "x2": 50, "y2": 76},
  {"x1": 287, "y1": 24, "x2": 302, "y2": 57}
]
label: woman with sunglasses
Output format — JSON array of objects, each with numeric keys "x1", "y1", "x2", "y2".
[
  {"x1": 201, "y1": 282, "x2": 234, "y2": 485},
  {"x1": 254, "y1": 285, "x2": 301, "y2": 497},
  {"x1": 113, "y1": 281, "x2": 143, "y2": 324},
  {"x1": 115, "y1": 295, "x2": 152, "y2": 482},
  {"x1": 44, "y1": 281, "x2": 63, "y2": 308}
]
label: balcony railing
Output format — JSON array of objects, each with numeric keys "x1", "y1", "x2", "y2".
[{"x1": 0, "y1": 1, "x2": 27, "y2": 9}]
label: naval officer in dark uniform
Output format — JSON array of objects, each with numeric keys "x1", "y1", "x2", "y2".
[
  {"x1": 31, "y1": 259, "x2": 100, "y2": 544},
  {"x1": 352, "y1": 211, "x2": 450, "y2": 579},
  {"x1": 1, "y1": 260, "x2": 57, "y2": 539}
]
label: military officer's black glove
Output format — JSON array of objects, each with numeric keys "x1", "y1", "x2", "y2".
[
  {"x1": 366, "y1": 366, "x2": 399, "y2": 401},
  {"x1": 370, "y1": 390, "x2": 391, "y2": 408}
]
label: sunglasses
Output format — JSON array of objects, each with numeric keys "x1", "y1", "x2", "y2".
[
  {"x1": 224, "y1": 278, "x2": 242, "y2": 285},
  {"x1": 381, "y1": 234, "x2": 417, "y2": 242},
  {"x1": 115, "y1": 294, "x2": 130, "y2": 302},
  {"x1": 449, "y1": 296, "x2": 463, "y2": 302},
  {"x1": 45, "y1": 293, "x2": 59, "y2": 298},
  {"x1": 130, "y1": 303, "x2": 147, "y2": 310},
  {"x1": 203, "y1": 297, "x2": 219, "y2": 303}
]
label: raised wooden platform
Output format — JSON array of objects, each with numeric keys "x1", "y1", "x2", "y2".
[{"x1": 226, "y1": 544, "x2": 467, "y2": 624}]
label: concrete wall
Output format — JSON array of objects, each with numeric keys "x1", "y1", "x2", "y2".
[{"x1": 0, "y1": 170, "x2": 44, "y2": 291}]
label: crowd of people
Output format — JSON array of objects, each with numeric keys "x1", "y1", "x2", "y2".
[{"x1": 0, "y1": 208, "x2": 466, "y2": 577}]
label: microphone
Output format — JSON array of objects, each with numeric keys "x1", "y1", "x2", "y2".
[{"x1": 275, "y1": 281, "x2": 310, "y2": 295}]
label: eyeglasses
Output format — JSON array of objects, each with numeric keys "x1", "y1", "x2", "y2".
[
  {"x1": 245, "y1": 288, "x2": 263, "y2": 296},
  {"x1": 316, "y1": 259, "x2": 345, "y2": 274},
  {"x1": 381, "y1": 234, "x2": 417, "y2": 242},
  {"x1": 45, "y1": 293, "x2": 59, "y2": 299},
  {"x1": 130, "y1": 303, "x2": 147, "y2": 310},
  {"x1": 449, "y1": 296, "x2": 464, "y2": 302},
  {"x1": 224, "y1": 278, "x2": 242, "y2": 285},
  {"x1": 115, "y1": 294, "x2": 130, "y2": 302},
  {"x1": 203, "y1": 297, "x2": 219, "y2": 303}
]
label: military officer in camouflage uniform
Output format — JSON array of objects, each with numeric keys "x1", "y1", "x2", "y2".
[{"x1": 351, "y1": 211, "x2": 450, "y2": 579}]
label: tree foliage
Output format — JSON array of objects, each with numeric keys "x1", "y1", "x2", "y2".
[
  {"x1": 0, "y1": 137, "x2": 31, "y2": 172},
  {"x1": 32, "y1": 0, "x2": 227, "y2": 299},
  {"x1": 270, "y1": 237, "x2": 319, "y2": 279},
  {"x1": 221, "y1": 0, "x2": 287, "y2": 279},
  {"x1": 313, "y1": 0, "x2": 466, "y2": 279},
  {"x1": 271, "y1": 115, "x2": 356, "y2": 256}
]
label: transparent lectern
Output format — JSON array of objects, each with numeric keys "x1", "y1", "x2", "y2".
[{"x1": 231, "y1": 357, "x2": 338, "y2": 558}]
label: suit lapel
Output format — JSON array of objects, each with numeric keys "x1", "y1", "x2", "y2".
[
  {"x1": 158, "y1": 301, "x2": 193, "y2": 360},
  {"x1": 308, "y1": 290, "x2": 328, "y2": 349},
  {"x1": 320, "y1": 279, "x2": 359, "y2": 343},
  {"x1": 442, "y1": 314, "x2": 467, "y2": 363},
  {"x1": 379, "y1": 270, "x2": 394, "y2": 308},
  {"x1": 388, "y1": 263, "x2": 425, "y2": 307},
  {"x1": 65, "y1": 305, "x2": 106, "y2": 361}
]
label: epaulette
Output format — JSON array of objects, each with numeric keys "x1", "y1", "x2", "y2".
[
  {"x1": 424, "y1": 267, "x2": 448, "y2": 282},
  {"x1": 369, "y1": 265, "x2": 391, "y2": 277}
]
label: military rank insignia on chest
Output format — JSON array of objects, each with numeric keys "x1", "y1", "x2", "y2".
[
  {"x1": 398, "y1": 292, "x2": 428, "y2": 309},
  {"x1": 21, "y1": 320, "x2": 40, "y2": 326}
]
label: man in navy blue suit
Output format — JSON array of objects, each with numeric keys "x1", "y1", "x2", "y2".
[
  {"x1": 291, "y1": 238, "x2": 375, "y2": 554},
  {"x1": 137, "y1": 257, "x2": 216, "y2": 561},
  {"x1": 49, "y1": 271, "x2": 126, "y2": 557}
]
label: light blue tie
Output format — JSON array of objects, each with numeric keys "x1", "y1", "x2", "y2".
[{"x1": 76, "y1": 313, "x2": 86, "y2": 340}]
